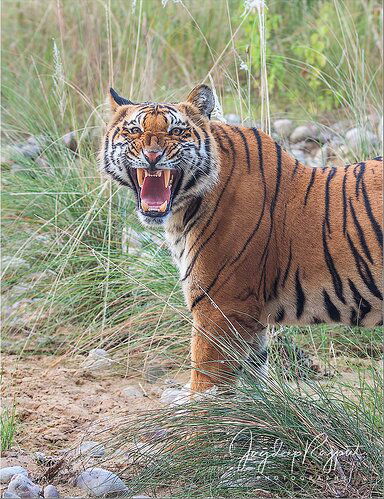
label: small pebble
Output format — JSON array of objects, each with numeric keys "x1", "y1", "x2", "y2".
[
  {"x1": 0, "y1": 466, "x2": 28, "y2": 484},
  {"x1": 122, "y1": 386, "x2": 143, "y2": 398},
  {"x1": 77, "y1": 441, "x2": 105, "y2": 458},
  {"x1": 62, "y1": 131, "x2": 77, "y2": 152},
  {"x1": 160, "y1": 387, "x2": 190, "y2": 406},
  {"x1": 82, "y1": 349, "x2": 113, "y2": 372},
  {"x1": 75, "y1": 467, "x2": 128, "y2": 497},
  {"x1": 43, "y1": 484, "x2": 60, "y2": 498}
]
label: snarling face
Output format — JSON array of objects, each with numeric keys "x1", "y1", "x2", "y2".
[{"x1": 101, "y1": 85, "x2": 218, "y2": 226}]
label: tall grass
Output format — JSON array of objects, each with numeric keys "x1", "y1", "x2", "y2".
[{"x1": 81, "y1": 336, "x2": 383, "y2": 497}]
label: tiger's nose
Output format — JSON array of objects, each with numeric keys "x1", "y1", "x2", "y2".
[{"x1": 143, "y1": 150, "x2": 163, "y2": 167}]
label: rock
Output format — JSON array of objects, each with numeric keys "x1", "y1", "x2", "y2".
[
  {"x1": 77, "y1": 441, "x2": 105, "y2": 458},
  {"x1": 273, "y1": 119, "x2": 293, "y2": 139},
  {"x1": 6, "y1": 474, "x2": 41, "y2": 498},
  {"x1": 345, "y1": 127, "x2": 378, "y2": 151},
  {"x1": 224, "y1": 113, "x2": 241, "y2": 124},
  {"x1": 43, "y1": 485, "x2": 60, "y2": 498},
  {"x1": 132, "y1": 496, "x2": 151, "y2": 498},
  {"x1": 3, "y1": 492, "x2": 20, "y2": 498},
  {"x1": 122, "y1": 386, "x2": 143, "y2": 398},
  {"x1": 20, "y1": 144, "x2": 42, "y2": 159},
  {"x1": 290, "y1": 140, "x2": 320, "y2": 155},
  {"x1": 74, "y1": 467, "x2": 128, "y2": 496},
  {"x1": 290, "y1": 124, "x2": 319, "y2": 143},
  {"x1": 160, "y1": 387, "x2": 190, "y2": 406},
  {"x1": 0, "y1": 467, "x2": 28, "y2": 484},
  {"x1": 82, "y1": 349, "x2": 113, "y2": 372},
  {"x1": 62, "y1": 132, "x2": 78, "y2": 152}
]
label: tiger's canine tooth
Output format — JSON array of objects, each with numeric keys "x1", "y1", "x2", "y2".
[
  {"x1": 163, "y1": 170, "x2": 171, "y2": 188},
  {"x1": 141, "y1": 200, "x2": 150, "y2": 212},
  {"x1": 137, "y1": 168, "x2": 145, "y2": 187},
  {"x1": 159, "y1": 200, "x2": 168, "y2": 212}
]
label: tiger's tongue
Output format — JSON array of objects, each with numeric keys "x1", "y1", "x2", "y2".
[{"x1": 141, "y1": 175, "x2": 171, "y2": 206}]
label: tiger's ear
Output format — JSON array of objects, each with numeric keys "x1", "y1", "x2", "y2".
[
  {"x1": 109, "y1": 87, "x2": 134, "y2": 112},
  {"x1": 186, "y1": 85, "x2": 215, "y2": 118}
]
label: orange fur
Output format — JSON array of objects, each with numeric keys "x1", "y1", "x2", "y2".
[{"x1": 102, "y1": 86, "x2": 383, "y2": 393}]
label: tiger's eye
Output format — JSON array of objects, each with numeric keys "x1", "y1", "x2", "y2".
[
  {"x1": 128, "y1": 127, "x2": 142, "y2": 135},
  {"x1": 171, "y1": 127, "x2": 184, "y2": 136}
]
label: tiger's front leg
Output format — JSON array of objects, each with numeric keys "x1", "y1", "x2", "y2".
[{"x1": 190, "y1": 310, "x2": 267, "y2": 394}]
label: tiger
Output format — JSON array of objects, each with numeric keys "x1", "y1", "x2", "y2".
[{"x1": 101, "y1": 84, "x2": 383, "y2": 393}]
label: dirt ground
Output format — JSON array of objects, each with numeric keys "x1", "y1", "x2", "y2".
[
  {"x1": 1, "y1": 354, "x2": 187, "y2": 496},
  {"x1": 1, "y1": 352, "x2": 380, "y2": 497}
]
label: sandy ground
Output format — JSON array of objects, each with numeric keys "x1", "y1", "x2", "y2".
[
  {"x1": 1, "y1": 354, "x2": 185, "y2": 496},
  {"x1": 1, "y1": 352, "x2": 380, "y2": 497}
]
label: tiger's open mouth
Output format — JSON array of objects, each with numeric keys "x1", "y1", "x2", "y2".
[{"x1": 130, "y1": 168, "x2": 182, "y2": 217}]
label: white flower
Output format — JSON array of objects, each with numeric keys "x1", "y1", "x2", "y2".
[
  {"x1": 131, "y1": 0, "x2": 137, "y2": 11},
  {"x1": 239, "y1": 60, "x2": 249, "y2": 72},
  {"x1": 243, "y1": 0, "x2": 266, "y2": 14},
  {"x1": 162, "y1": 0, "x2": 181, "y2": 6}
]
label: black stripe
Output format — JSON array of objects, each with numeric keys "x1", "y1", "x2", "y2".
[
  {"x1": 275, "y1": 307, "x2": 285, "y2": 323},
  {"x1": 111, "y1": 128, "x2": 121, "y2": 143},
  {"x1": 323, "y1": 289, "x2": 341, "y2": 322},
  {"x1": 354, "y1": 162, "x2": 365, "y2": 199},
  {"x1": 350, "y1": 308, "x2": 358, "y2": 326},
  {"x1": 322, "y1": 223, "x2": 346, "y2": 304},
  {"x1": 190, "y1": 258, "x2": 230, "y2": 309},
  {"x1": 342, "y1": 172, "x2": 348, "y2": 235},
  {"x1": 292, "y1": 158, "x2": 300, "y2": 177},
  {"x1": 233, "y1": 127, "x2": 251, "y2": 173},
  {"x1": 361, "y1": 180, "x2": 383, "y2": 248},
  {"x1": 348, "y1": 279, "x2": 371, "y2": 324},
  {"x1": 271, "y1": 142, "x2": 282, "y2": 216},
  {"x1": 271, "y1": 268, "x2": 281, "y2": 300},
  {"x1": 295, "y1": 268, "x2": 306, "y2": 319},
  {"x1": 348, "y1": 199, "x2": 373, "y2": 264},
  {"x1": 304, "y1": 168, "x2": 316, "y2": 205},
  {"x1": 282, "y1": 243, "x2": 293, "y2": 287},
  {"x1": 184, "y1": 169, "x2": 205, "y2": 192},
  {"x1": 181, "y1": 218, "x2": 221, "y2": 281},
  {"x1": 251, "y1": 128, "x2": 266, "y2": 179},
  {"x1": 311, "y1": 317, "x2": 324, "y2": 324},
  {"x1": 346, "y1": 233, "x2": 382, "y2": 300},
  {"x1": 324, "y1": 167, "x2": 336, "y2": 234},
  {"x1": 183, "y1": 196, "x2": 203, "y2": 227}
]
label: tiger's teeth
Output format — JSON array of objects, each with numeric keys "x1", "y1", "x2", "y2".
[
  {"x1": 163, "y1": 170, "x2": 171, "y2": 188},
  {"x1": 159, "y1": 200, "x2": 168, "y2": 213},
  {"x1": 137, "y1": 168, "x2": 145, "y2": 187},
  {"x1": 141, "y1": 201, "x2": 150, "y2": 212}
]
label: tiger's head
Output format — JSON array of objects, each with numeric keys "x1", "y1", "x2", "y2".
[{"x1": 101, "y1": 85, "x2": 219, "y2": 226}]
